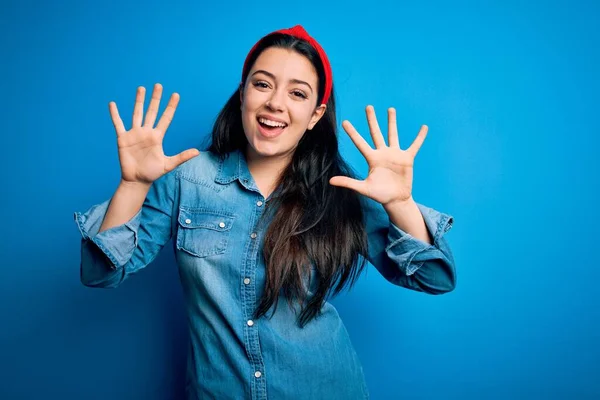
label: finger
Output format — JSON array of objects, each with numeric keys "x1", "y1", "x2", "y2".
[
  {"x1": 155, "y1": 92, "x2": 180, "y2": 134},
  {"x1": 109, "y1": 101, "x2": 126, "y2": 136},
  {"x1": 329, "y1": 176, "x2": 369, "y2": 196},
  {"x1": 341, "y1": 120, "x2": 373, "y2": 157},
  {"x1": 366, "y1": 105, "x2": 386, "y2": 148},
  {"x1": 132, "y1": 86, "x2": 146, "y2": 127},
  {"x1": 388, "y1": 107, "x2": 400, "y2": 148},
  {"x1": 407, "y1": 125, "x2": 429, "y2": 156},
  {"x1": 143, "y1": 83, "x2": 163, "y2": 128},
  {"x1": 165, "y1": 148, "x2": 200, "y2": 172}
]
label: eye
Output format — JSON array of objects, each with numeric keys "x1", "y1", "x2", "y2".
[
  {"x1": 292, "y1": 90, "x2": 307, "y2": 99},
  {"x1": 253, "y1": 81, "x2": 269, "y2": 89}
]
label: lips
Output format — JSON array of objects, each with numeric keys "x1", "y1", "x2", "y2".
[
  {"x1": 257, "y1": 115, "x2": 288, "y2": 127},
  {"x1": 256, "y1": 118, "x2": 287, "y2": 139}
]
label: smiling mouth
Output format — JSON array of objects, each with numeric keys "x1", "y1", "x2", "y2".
[
  {"x1": 257, "y1": 117, "x2": 288, "y2": 129},
  {"x1": 256, "y1": 117, "x2": 287, "y2": 137}
]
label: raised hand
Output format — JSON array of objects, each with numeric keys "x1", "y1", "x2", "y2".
[
  {"x1": 329, "y1": 105, "x2": 428, "y2": 207},
  {"x1": 109, "y1": 83, "x2": 199, "y2": 185}
]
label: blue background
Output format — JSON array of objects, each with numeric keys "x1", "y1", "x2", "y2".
[{"x1": 2, "y1": 0, "x2": 599, "y2": 398}]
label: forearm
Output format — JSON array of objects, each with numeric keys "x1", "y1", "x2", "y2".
[
  {"x1": 99, "y1": 180, "x2": 151, "y2": 233},
  {"x1": 383, "y1": 197, "x2": 432, "y2": 245}
]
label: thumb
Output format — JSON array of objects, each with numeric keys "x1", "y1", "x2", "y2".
[
  {"x1": 329, "y1": 176, "x2": 368, "y2": 196},
  {"x1": 165, "y1": 148, "x2": 200, "y2": 172}
]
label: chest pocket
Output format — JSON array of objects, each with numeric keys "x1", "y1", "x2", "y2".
[{"x1": 176, "y1": 207, "x2": 235, "y2": 258}]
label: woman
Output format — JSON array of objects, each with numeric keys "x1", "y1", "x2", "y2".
[{"x1": 74, "y1": 25, "x2": 456, "y2": 400}]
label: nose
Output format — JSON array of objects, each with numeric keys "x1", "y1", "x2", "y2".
[{"x1": 266, "y1": 88, "x2": 285, "y2": 111}]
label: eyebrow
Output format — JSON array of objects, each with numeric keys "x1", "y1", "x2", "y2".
[{"x1": 251, "y1": 69, "x2": 313, "y2": 93}]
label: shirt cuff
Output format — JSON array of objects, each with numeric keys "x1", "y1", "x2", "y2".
[
  {"x1": 385, "y1": 203, "x2": 454, "y2": 276},
  {"x1": 73, "y1": 199, "x2": 143, "y2": 269}
]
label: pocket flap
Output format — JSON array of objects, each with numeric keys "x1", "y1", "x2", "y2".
[{"x1": 178, "y1": 207, "x2": 234, "y2": 231}]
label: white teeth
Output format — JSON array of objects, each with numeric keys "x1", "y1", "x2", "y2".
[{"x1": 258, "y1": 117, "x2": 287, "y2": 128}]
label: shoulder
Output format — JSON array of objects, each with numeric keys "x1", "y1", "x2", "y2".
[{"x1": 173, "y1": 150, "x2": 222, "y2": 182}]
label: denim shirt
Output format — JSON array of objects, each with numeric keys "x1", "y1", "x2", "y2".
[{"x1": 74, "y1": 149, "x2": 456, "y2": 400}]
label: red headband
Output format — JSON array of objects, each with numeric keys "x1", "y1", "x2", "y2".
[{"x1": 241, "y1": 25, "x2": 333, "y2": 106}]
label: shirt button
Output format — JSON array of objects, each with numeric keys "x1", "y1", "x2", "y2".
[
  {"x1": 185, "y1": 219, "x2": 191, "y2": 224},
  {"x1": 256, "y1": 201, "x2": 263, "y2": 207},
  {"x1": 247, "y1": 320, "x2": 254, "y2": 326},
  {"x1": 250, "y1": 232, "x2": 257, "y2": 239},
  {"x1": 243, "y1": 278, "x2": 250, "y2": 285},
  {"x1": 254, "y1": 371, "x2": 262, "y2": 378},
  {"x1": 219, "y1": 222, "x2": 226, "y2": 228}
]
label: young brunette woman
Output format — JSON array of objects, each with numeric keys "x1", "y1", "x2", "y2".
[{"x1": 74, "y1": 25, "x2": 456, "y2": 400}]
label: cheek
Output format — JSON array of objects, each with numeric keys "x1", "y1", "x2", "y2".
[
  {"x1": 242, "y1": 88, "x2": 264, "y2": 109},
  {"x1": 294, "y1": 108, "x2": 316, "y2": 129},
  {"x1": 240, "y1": 100, "x2": 256, "y2": 126},
  {"x1": 287, "y1": 113, "x2": 313, "y2": 143}
]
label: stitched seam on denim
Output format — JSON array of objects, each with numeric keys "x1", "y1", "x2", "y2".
[
  {"x1": 434, "y1": 214, "x2": 453, "y2": 247},
  {"x1": 242, "y1": 199, "x2": 266, "y2": 395},
  {"x1": 180, "y1": 171, "x2": 225, "y2": 191},
  {"x1": 91, "y1": 237, "x2": 121, "y2": 269},
  {"x1": 176, "y1": 213, "x2": 232, "y2": 257},
  {"x1": 216, "y1": 156, "x2": 225, "y2": 181},
  {"x1": 384, "y1": 232, "x2": 412, "y2": 252},
  {"x1": 406, "y1": 260, "x2": 425, "y2": 276},
  {"x1": 444, "y1": 216, "x2": 454, "y2": 233},
  {"x1": 178, "y1": 216, "x2": 235, "y2": 232},
  {"x1": 177, "y1": 208, "x2": 236, "y2": 238},
  {"x1": 179, "y1": 221, "x2": 233, "y2": 231},
  {"x1": 123, "y1": 220, "x2": 139, "y2": 247},
  {"x1": 214, "y1": 154, "x2": 239, "y2": 184},
  {"x1": 179, "y1": 206, "x2": 236, "y2": 218},
  {"x1": 433, "y1": 215, "x2": 444, "y2": 246},
  {"x1": 405, "y1": 248, "x2": 429, "y2": 276},
  {"x1": 177, "y1": 245, "x2": 225, "y2": 258},
  {"x1": 74, "y1": 212, "x2": 90, "y2": 240},
  {"x1": 169, "y1": 171, "x2": 181, "y2": 240}
]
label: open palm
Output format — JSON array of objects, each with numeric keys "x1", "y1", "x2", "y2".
[
  {"x1": 329, "y1": 105, "x2": 428, "y2": 206},
  {"x1": 110, "y1": 83, "x2": 199, "y2": 185}
]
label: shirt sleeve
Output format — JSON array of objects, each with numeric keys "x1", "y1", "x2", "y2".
[
  {"x1": 73, "y1": 168, "x2": 180, "y2": 288},
  {"x1": 362, "y1": 196, "x2": 456, "y2": 294}
]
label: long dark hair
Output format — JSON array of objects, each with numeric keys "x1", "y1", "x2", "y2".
[{"x1": 207, "y1": 33, "x2": 368, "y2": 327}]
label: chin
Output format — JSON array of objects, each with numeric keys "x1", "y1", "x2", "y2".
[
  {"x1": 247, "y1": 138, "x2": 281, "y2": 157},
  {"x1": 246, "y1": 138, "x2": 294, "y2": 160}
]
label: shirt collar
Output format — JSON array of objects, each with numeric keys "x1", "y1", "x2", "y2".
[
  {"x1": 214, "y1": 148, "x2": 284, "y2": 201},
  {"x1": 214, "y1": 149, "x2": 254, "y2": 188}
]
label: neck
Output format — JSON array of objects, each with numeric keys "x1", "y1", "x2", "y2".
[{"x1": 244, "y1": 146, "x2": 292, "y2": 198}]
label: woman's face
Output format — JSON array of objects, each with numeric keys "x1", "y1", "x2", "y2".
[{"x1": 241, "y1": 47, "x2": 326, "y2": 161}]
